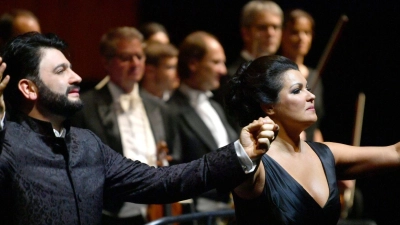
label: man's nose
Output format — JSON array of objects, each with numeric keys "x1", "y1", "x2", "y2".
[
  {"x1": 129, "y1": 56, "x2": 143, "y2": 66},
  {"x1": 70, "y1": 70, "x2": 82, "y2": 84},
  {"x1": 220, "y1": 64, "x2": 227, "y2": 76}
]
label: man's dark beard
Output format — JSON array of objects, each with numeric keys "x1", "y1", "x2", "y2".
[{"x1": 35, "y1": 79, "x2": 83, "y2": 118}]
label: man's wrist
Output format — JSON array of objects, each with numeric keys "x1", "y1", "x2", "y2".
[
  {"x1": 0, "y1": 111, "x2": 5, "y2": 130},
  {"x1": 234, "y1": 140, "x2": 257, "y2": 174}
]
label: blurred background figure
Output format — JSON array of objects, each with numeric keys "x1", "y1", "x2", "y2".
[
  {"x1": 280, "y1": 8, "x2": 324, "y2": 142},
  {"x1": 71, "y1": 26, "x2": 181, "y2": 225},
  {"x1": 0, "y1": 9, "x2": 41, "y2": 48},
  {"x1": 139, "y1": 22, "x2": 170, "y2": 44},
  {"x1": 167, "y1": 31, "x2": 238, "y2": 218},
  {"x1": 228, "y1": 0, "x2": 283, "y2": 76},
  {"x1": 141, "y1": 41, "x2": 180, "y2": 101},
  {"x1": 214, "y1": 0, "x2": 283, "y2": 132}
]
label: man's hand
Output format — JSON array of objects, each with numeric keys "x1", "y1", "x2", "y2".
[
  {"x1": 0, "y1": 57, "x2": 10, "y2": 118},
  {"x1": 240, "y1": 117, "x2": 278, "y2": 161}
]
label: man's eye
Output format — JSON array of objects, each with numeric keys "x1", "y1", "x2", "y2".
[
  {"x1": 120, "y1": 55, "x2": 132, "y2": 61},
  {"x1": 56, "y1": 69, "x2": 64, "y2": 74},
  {"x1": 256, "y1": 25, "x2": 267, "y2": 31},
  {"x1": 165, "y1": 65, "x2": 176, "y2": 70}
]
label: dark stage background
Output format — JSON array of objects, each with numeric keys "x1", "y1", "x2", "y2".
[
  {"x1": 1, "y1": 0, "x2": 400, "y2": 224},
  {"x1": 140, "y1": 2, "x2": 400, "y2": 224}
]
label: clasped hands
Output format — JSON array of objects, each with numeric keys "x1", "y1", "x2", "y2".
[{"x1": 240, "y1": 117, "x2": 278, "y2": 161}]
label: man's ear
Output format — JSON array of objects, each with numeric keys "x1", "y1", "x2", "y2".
[
  {"x1": 261, "y1": 103, "x2": 275, "y2": 116},
  {"x1": 241, "y1": 27, "x2": 250, "y2": 42},
  {"x1": 101, "y1": 57, "x2": 110, "y2": 72},
  {"x1": 188, "y1": 58, "x2": 199, "y2": 73},
  {"x1": 18, "y1": 79, "x2": 39, "y2": 100}
]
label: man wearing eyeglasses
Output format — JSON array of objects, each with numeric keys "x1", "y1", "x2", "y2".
[{"x1": 71, "y1": 26, "x2": 180, "y2": 225}]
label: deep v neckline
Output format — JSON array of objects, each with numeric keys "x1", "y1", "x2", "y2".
[
  {"x1": 233, "y1": 142, "x2": 341, "y2": 225},
  {"x1": 264, "y1": 142, "x2": 331, "y2": 209}
]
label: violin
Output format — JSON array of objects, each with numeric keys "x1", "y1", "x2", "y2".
[{"x1": 147, "y1": 141, "x2": 183, "y2": 224}]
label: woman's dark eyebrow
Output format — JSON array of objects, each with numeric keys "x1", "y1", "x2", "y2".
[{"x1": 290, "y1": 82, "x2": 303, "y2": 88}]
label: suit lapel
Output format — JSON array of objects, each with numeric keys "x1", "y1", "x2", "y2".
[
  {"x1": 140, "y1": 89, "x2": 165, "y2": 143},
  {"x1": 173, "y1": 91, "x2": 218, "y2": 151},
  {"x1": 209, "y1": 100, "x2": 238, "y2": 142},
  {"x1": 96, "y1": 86, "x2": 123, "y2": 152}
]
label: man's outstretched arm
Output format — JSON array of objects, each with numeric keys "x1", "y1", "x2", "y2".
[{"x1": 101, "y1": 117, "x2": 278, "y2": 204}]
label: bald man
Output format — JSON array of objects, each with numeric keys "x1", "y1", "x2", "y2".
[{"x1": 0, "y1": 9, "x2": 41, "y2": 47}]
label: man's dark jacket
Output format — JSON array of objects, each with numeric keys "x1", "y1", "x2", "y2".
[
  {"x1": 0, "y1": 113, "x2": 247, "y2": 225},
  {"x1": 71, "y1": 83, "x2": 181, "y2": 162}
]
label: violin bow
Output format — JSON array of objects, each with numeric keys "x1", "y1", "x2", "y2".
[
  {"x1": 310, "y1": 15, "x2": 349, "y2": 92},
  {"x1": 341, "y1": 92, "x2": 366, "y2": 219}
]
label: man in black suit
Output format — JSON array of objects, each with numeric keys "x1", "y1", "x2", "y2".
[
  {"x1": 71, "y1": 27, "x2": 181, "y2": 224},
  {"x1": 228, "y1": 0, "x2": 283, "y2": 75},
  {"x1": 167, "y1": 31, "x2": 238, "y2": 213},
  {"x1": 0, "y1": 32, "x2": 278, "y2": 225}
]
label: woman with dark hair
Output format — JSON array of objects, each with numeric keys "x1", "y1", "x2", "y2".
[
  {"x1": 225, "y1": 55, "x2": 400, "y2": 224},
  {"x1": 281, "y1": 10, "x2": 362, "y2": 219},
  {"x1": 280, "y1": 9, "x2": 324, "y2": 142}
]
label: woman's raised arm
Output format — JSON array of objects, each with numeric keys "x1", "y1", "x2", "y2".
[{"x1": 327, "y1": 142, "x2": 400, "y2": 179}]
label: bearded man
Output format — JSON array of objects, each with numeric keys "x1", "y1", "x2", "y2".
[{"x1": 0, "y1": 32, "x2": 277, "y2": 225}]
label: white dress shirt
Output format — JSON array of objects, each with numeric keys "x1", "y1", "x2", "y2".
[
  {"x1": 106, "y1": 81, "x2": 156, "y2": 218},
  {"x1": 179, "y1": 84, "x2": 229, "y2": 148}
]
